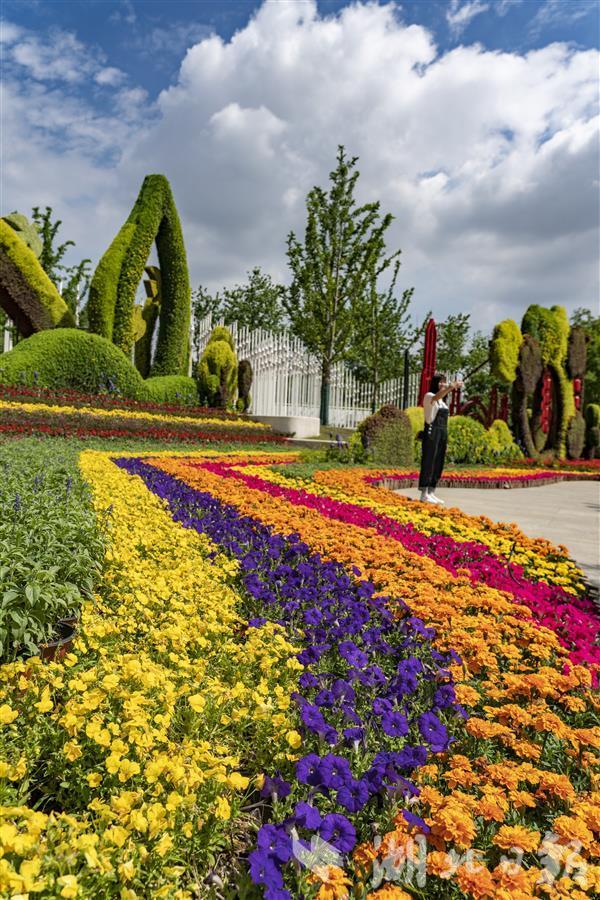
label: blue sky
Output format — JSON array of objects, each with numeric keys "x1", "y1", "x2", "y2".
[{"x1": 1, "y1": 0, "x2": 598, "y2": 332}]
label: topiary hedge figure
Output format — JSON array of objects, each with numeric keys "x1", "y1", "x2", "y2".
[
  {"x1": 0, "y1": 328, "x2": 146, "y2": 397},
  {"x1": 134, "y1": 266, "x2": 162, "y2": 378},
  {"x1": 490, "y1": 319, "x2": 522, "y2": 384},
  {"x1": 0, "y1": 219, "x2": 74, "y2": 336},
  {"x1": 142, "y1": 375, "x2": 198, "y2": 406},
  {"x1": 357, "y1": 405, "x2": 413, "y2": 466},
  {"x1": 88, "y1": 175, "x2": 190, "y2": 376},
  {"x1": 2, "y1": 212, "x2": 43, "y2": 258},
  {"x1": 196, "y1": 326, "x2": 238, "y2": 409},
  {"x1": 237, "y1": 359, "x2": 253, "y2": 413},
  {"x1": 585, "y1": 403, "x2": 600, "y2": 459}
]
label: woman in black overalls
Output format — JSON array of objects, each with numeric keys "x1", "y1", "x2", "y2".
[{"x1": 418, "y1": 373, "x2": 462, "y2": 504}]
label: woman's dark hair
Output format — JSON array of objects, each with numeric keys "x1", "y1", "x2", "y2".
[{"x1": 429, "y1": 373, "x2": 447, "y2": 393}]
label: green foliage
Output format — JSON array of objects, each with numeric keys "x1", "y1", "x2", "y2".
[
  {"x1": 0, "y1": 439, "x2": 105, "y2": 661},
  {"x1": 0, "y1": 329, "x2": 146, "y2": 397},
  {"x1": 585, "y1": 403, "x2": 600, "y2": 429},
  {"x1": 518, "y1": 334, "x2": 543, "y2": 395},
  {"x1": 196, "y1": 327, "x2": 238, "y2": 408},
  {"x1": 141, "y1": 375, "x2": 198, "y2": 406},
  {"x1": 285, "y1": 146, "x2": 403, "y2": 425},
  {"x1": 358, "y1": 404, "x2": 406, "y2": 449},
  {"x1": 2, "y1": 212, "x2": 42, "y2": 257},
  {"x1": 88, "y1": 175, "x2": 190, "y2": 375},
  {"x1": 0, "y1": 219, "x2": 75, "y2": 337},
  {"x1": 134, "y1": 266, "x2": 162, "y2": 378},
  {"x1": 566, "y1": 413, "x2": 586, "y2": 460},
  {"x1": 222, "y1": 267, "x2": 286, "y2": 332},
  {"x1": 567, "y1": 325, "x2": 587, "y2": 380},
  {"x1": 436, "y1": 313, "x2": 471, "y2": 375},
  {"x1": 237, "y1": 359, "x2": 253, "y2": 413},
  {"x1": 370, "y1": 416, "x2": 414, "y2": 466},
  {"x1": 490, "y1": 319, "x2": 522, "y2": 384},
  {"x1": 404, "y1": 405, "x2": 424, "y2": 436},
  {"x1": 446, "y1": 416, "x2": 520, "y2": 464},
  {"x1": 571, "y1": 308, "x2": 599, "y2": 405},
  {"x1": 31, "y1": 206, "x2": 75, "y2": 284},
  {"x1": 487, "y1": 419, "x2": 523, "y2": 460},
  {"x1": 556, "y1": 364, "x2": 576, "y2": 459},
  {"x1": 521, "y1": 304, "x2": 568, "y2": 366}
]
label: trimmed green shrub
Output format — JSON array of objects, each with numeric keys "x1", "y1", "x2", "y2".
[
  {"x1": 358, "y1": 404, "x2": 406, "y2": 449},
  {"x1": 0, "y1": 328, "x2": 145, "y2": 397},
  {"x1": 88, "y1": 175, "x2": 190, "y2": 376},
  {"x1": 0, "y1": 219, "x2": 74, "y2": 336},
  {"x1": 518, "y1": 334, "x2": 543, "y2": 395},
  {"x1": 142, "y1": 375, "x2": 198, "y2": 406},
  {"x1": 237, "y1": 359, "x2": 253, "y2": 413},
  {"x1": 196, "y1": 327, "x2": 238, "y2": 408},
  {"x1": 404, "y1": 405, "x2": 424, "y2": 436},
  {"x1": 447, "y1": 416, "x2": 488, "y2": 464},
  {"x1": 566, "y1": 413, "x2": 585, "y2": 460},
  {"x1": 567, "y1": 325, "x2": 587, "y2": 380},
  {"x1": 210, "y1": 326, "x2": 235, "y2": 349},
  {"x1": 585, "y1": 403, "x2": 600, "y2": 429},
  {"x1": 487, "y1": 419, "x2": 523, "y2": 460},
  {"x1": 490, "y1": 319, "x2": 521, "y2": 384},
  {"x1": 2, "y1": 212, "x2": 42, "y2": 257},
  {"x1": 370, "y1": 416, "x2": 414, "y2": 466}
]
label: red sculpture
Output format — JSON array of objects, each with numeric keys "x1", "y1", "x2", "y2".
[{"x1": 418, "y1": 319, "x2": 437, "y2": 405}]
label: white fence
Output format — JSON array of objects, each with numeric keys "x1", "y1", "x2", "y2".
[{"x1": 194, "y1": 315, "x2": 419, "y2": 429}]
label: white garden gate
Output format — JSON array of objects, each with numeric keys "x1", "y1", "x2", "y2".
[{"x1": 194, "y1": 315, "x2": 419, "y2": 429}]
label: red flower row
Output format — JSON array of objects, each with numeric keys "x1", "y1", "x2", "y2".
[{"x1": 0, "y1": 421, "x2": 286, "y2": 444}]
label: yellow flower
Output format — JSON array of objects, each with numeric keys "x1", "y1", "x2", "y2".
[
  {"x1": 286, "y1": 730, "x2": 302, "y2": 749},
  {"x1": 57, "y1": 874, "x2": 79, "y2": 898},
  {"x1": 227, "y1": 772, "x2": 250, "y2": 790},
  {"x1": 64, "y1": 741, "x2": 83, "y2": 762},
  {"x1": 34, "y1": 686, "x2": 53, "y2": 713},
  {"x1": 155, "y1": 833, "x2": 174, "y2": 857},
  {"x1": 214, "y1": 797, "x2": 231, "y2": 820},
  {"x1": 188, "y1": 693, "x2": 206, "y2": 713},
  {"x1": 0, "y1": 703, "x2": 18, "y2": 724}
]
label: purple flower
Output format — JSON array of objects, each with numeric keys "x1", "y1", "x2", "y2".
[
  {"x1": 396, "y1": 745, "x2": 428, "y2": 769},
  {"x1": 402, "y1": 810, "x2": 431, "y2": 834},
  {"x1": 248, "y1": 850, "x2": 284, "y2": 888},
  {"x1": 339, "y1": 640, "x2": 368, "y2": 669},
  {"x1": 319, "y1": 754, "x2": 352, "y2": 790},
  {"x1": 293, "y1": 802, "x2": 322, "y2": 830},
  {"x1": 382, "y1": 711, "x2": 409, "y2": 738},
  {"x1": 319, "y1": 813, "x2": 356, "y2": 853},
  {"x1": 257, "y1": 825, "x2": 292, "y2": 863},
  {"x1": 433, "y1": 684, "x2": 456, "y2": 709},
  {"x1": 296, "y1": 754, "x2": 323, "y2": 787},
  {"x1": 260, "y1": 774, "x2": 291, "y2": 800},
  {"x1": 336, "y1": 778, "x2": 370, "y2": 813},
  {"x1": 343, "y1": 726, "x2": 364, "y2": 745},
  {"x1": 418, "y1": 712, "x2": 450, "y2": 752},
  {"x1": 300, "y1": 704, "x2": 327, "y2": 734},
  {"x1": 298, "y1": 672, "x2": 319, "y2": 690}
]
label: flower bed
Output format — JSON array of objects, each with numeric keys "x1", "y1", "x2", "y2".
[
  {"x1": 367, "y1": 466, "x2": 600, "y2": 490},
  {"x1": 0, "y1": 399, "x2": 286, "y2": 444},
  {"x1": 1, "y1": 449, "x2": 599, "y2": 898}
]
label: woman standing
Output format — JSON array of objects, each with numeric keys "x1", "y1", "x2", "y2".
[{"x1": 418, "y1": 373, "x2": 462, "y2": 504}]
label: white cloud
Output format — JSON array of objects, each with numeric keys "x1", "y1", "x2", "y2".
[
  {"x1": 2, "y1": 0, "x2": 599, "y2": 336},
  {"x1": 446, "y1": 0, "x2": 490, "y2": 37},
  {"x1": 0, "y1": 20, "x2": 22, "y2": 44},
  {"x1": 495, "y1": 0, "x2": 522, "y2": 15},
  {"x1": 10, "y1": 27, "x2": 100, "y2": 82},
  {"x1": 530, "y1": 0, "x2": 597, "y2": 36},
  {"x1": 95, "y1": 66, "x2": 126, "y2": 87}
]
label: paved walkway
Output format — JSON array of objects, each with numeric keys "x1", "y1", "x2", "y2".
[{"x1": 394, "y1": 481, "x2": 600, "y2": 590}]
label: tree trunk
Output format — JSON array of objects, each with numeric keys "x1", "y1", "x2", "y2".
[{"x1": 320, "y1": 361, "x2": 331, "y2": 426}]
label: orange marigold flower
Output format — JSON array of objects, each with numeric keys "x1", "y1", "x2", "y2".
[
  {"x1": 426, "y1": 850, "x2": 455, "y2": 879},
  {"x1": 430, "y1": 802, "x2": 476, "y2": 850},
  {"x1": 366, "y1": 887, "x2": 412, "y2": 899},
  {"x1": 311, "y1": 865, "x2": 351, "y2": 900},
  {"x1": 493, "y1": 825, "x2": 541, "y2": 853},
  {"x1": 456, "y1": 862, "x2": 495, "y2": 899},
  {"x1": 553, "y1": 815, "x2": 594, "y2": 848},
  {"x1": 353, "y1": 842, "x2": 378, "y2": 869}
]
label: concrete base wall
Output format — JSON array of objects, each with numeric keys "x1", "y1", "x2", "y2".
[{"x1": 251, "y1": 415, "x2": 321, "y2": 439}]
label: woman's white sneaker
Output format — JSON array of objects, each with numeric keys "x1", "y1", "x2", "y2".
[{"x1": 428, "y1": 493, "x2": 445, "y2": 505}]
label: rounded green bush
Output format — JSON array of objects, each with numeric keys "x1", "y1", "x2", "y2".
[
  {"x1": 370, "y1": 416, "x2": 414, "y2": 466},
  {"x1": 0, "y1": 328, "x2": 145, "y2": 397},
  {"x1": 487, "y1": 419, "x2": 523, "y2": 461},
  {"x1": 142, "y1": 375, "x2": 199, "y2": 406},
  {"x1": 196, "y1": 327, "x2": 238, "y2": 408},
  {"x1": 490, "y1": 319, "x2": 522, "y2": 384},
  {"x1": 522, "y1": 305, "x2": 568, "y2": 367},
  {"x1": 447, "y1": 416, "x2": 488, "y2": 464},
  {"x1": 566, "y1": 413, "x2": 585, "y2": 460}
]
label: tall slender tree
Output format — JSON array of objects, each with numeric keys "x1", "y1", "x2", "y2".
[{"x1": 285, "y1": 146, "x2": 402, "y2": 425}]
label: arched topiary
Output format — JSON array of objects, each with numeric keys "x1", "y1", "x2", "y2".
[
  {"x1": 522, "y1": 305, "x2": 568, "y2": 367},
  {"x1": 196, "y1": 326, "x2": 238, "y2": 408},
  {"x1": 88, "y1": 175, "x2": 190, "y2": 375},
  {"x1": 490, "y1": 319, "x2": 522, "y2": 384},
  {"x1": 0, "y1": 219, "x2": 74, "y2": 337},
  {"x1": 134, "y1": 266, "x2": 162, "y2": 378},
  {"x1": 0, "y1": 328, "x2": 145, "y2": 397}
]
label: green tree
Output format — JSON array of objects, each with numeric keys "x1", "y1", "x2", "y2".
[
  {"x1": 285, "y1": 146, "x2": 402, "y2": 425},
  {"x1": 191, "y1": 285, "x2": 223, "y2": 362},
  {"x1": 62, "y1": 259, "x2": 92, "y2": 320},
  {"x1": 436, "y1": 313, "x2": 471, "y2": 375},
  {"x1": 221, "y1": 266, "x2": 286, "y2": 332},
  {"x1": 31, "y1": 206, "x2": 91, "y2": 319},
  {"x1": 571, "y1": 307, "x2": 600, "y2": 405},
  {"x1": 349, "y1": 263, "x2": 415, "y2": 411}
]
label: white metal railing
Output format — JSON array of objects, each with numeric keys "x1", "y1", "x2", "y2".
[{"x1": 193, "y1": 314, "x2": 419, "y2": 428}]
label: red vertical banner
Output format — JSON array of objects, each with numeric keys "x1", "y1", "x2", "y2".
[{"x1": 418, "y1": 319, "x2": 437, "y2": 405}]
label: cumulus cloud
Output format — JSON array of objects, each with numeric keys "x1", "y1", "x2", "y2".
[
  {"x1": 95, "y1": 66, "x2": 126, "y2": 87},
  {"x1": 2, "y1": 0, "x2": 598, "y2": 334},
  {"x1": 446, "y1": 0, "x2": 490, "y2": 37}
]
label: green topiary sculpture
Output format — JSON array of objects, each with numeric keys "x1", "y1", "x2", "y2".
[
  {"x1": 584, "y1": 403, "x2": 600, "y2": 459},
  {"x1": 0, "y1": 219, "x2": 74, "y2": 336},
  {"x1": 490, "y1": 319, "x2": 522, "y2": 384},
  {"x1": 196, "y1": 326, "x2": 238, "y2": 409},
  {"x1": 237, "y1": 359, "x2": 253, "y2": 413},
  {"x1": 2, "y1": 212, "x2": 43, "y2": 258},
  {"x1": 87, "y1": 175, "x2": 190, "y2": 375},
  {"x1": 134, "y1": 266, "x2": 162, "y2": 378}
]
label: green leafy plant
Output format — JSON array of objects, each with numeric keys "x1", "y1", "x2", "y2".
[{"x1": 196, "y1": 326, "x2": 238, "y2": 408}]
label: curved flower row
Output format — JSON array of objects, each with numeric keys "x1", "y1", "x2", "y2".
[
  {"x1": 0, "y1": 399, "x2": 270, "y2": 429},
  {"x1": 257, "y1": 461, "x2": 586, "y2": 594},
  {"x1": 156, "y1": 453, "x2": 599, "y2": 897},
  {"x1": 116, "y1": 456, "x2": 467, "y2": 900},
  {"x1": 187, "y1": 457, "x2": 599, "y2": 671},
  {"x1": 366, "y1": 467, "x2": 600, "y2": 485},
  {"x1": 0, "y1": 451, "x2": 301, "y2": 897}
]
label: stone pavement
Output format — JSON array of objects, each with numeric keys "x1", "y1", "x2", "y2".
[{"x1": 394, "y1": 480, "x2": 600, "y2": 591}]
